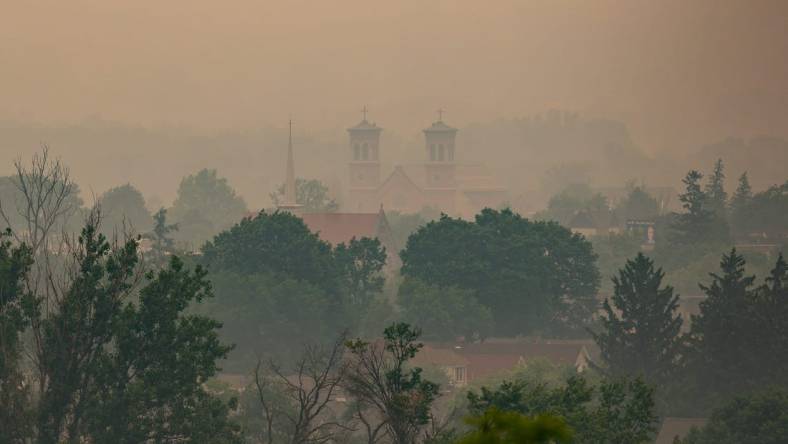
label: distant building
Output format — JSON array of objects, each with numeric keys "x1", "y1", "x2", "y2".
[
  {"x1": 345, "y1": 112, "x2": 507, "y2": 219},
  {"x1": 414, "y1": 339, "x2": 597, "y2": 387},
  {"x1": 268, "y1": 119, "x2": 396, "y2": 262}
]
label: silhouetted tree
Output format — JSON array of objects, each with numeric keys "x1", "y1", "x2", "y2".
[
  {"x1": 344, "y1": 323, "x2": 440, "y2": 444},
  {"x1": 592, "y1": 253, "x2": 683, "y2": 383},
  {"x1": 704, "y1": 159, "x2": 727, "y2": 218},
  {"x1": 98, "y1": 183, "x2": 153, "y2": 236},
  {"x1": 270, "y1": 178, "x2": 338, "y2": 213}
]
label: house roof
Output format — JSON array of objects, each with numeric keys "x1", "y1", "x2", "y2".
[
  {"x1": 426, "y1": 339, "x2": 597, "y2": 381},
  {"x1": 655, "y1": 418, "x2": 707, "y2": 444},
  {"x1": 412, "y1": 345, "x2": 468, "y2": 368},
  {"x1": 300, "y1": 212, "x2": 385, "y2": 245}
]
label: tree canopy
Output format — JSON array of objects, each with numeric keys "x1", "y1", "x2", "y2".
[
  {"x1": 169, "y1": 169, "x2": 248, "y2": 249},
  {"x1": 98, "y1": 183, "x2": 153, "y2": 236},
  {"x1": 401, "y1": 208, "x2": 600, "y2": 336},
  {"x1": 270, "y1": 178, "x2": 338, "y2": 213}
]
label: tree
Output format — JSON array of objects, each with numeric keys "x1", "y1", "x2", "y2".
[
  {"x1": 728, "y1": 172, "x2": 752, "y2": 236},
  {"x1": 704, "y1": 159, "x2": 727, "y2": 218},
  {"x1": 401, "y1": 208, "x2": 600, "y2": 337},
  {"x1": 458, "y1": 408, "x2": 572, "y2": 444},
  {"x1": 202, "y1": 211, "x2": 386, "y2": 364},
  {"x1": 731, "y1": 181, "x2": 788, "y2": 240},
  {"x1": 397, "y1": 277, "x2": 493, "y2": 341},
  {"x1": 681, "y1": 389, "x2": 788, "y2": 444},
  {"x1": 344, "y1": 323, "x2": 440, "y2": 444},
  {"x1": 252, "y1": 333, "x2": 350, "y2": 444},
  {"x1": 591, "y1": 253, "x2": 683, "y2": 383},
  {"x1": 668, "y1": 170, "x2": 729, "y2": 247},
  {"x1": 145, "y1": 207, "x2": 179, "y2": 267},
  {"x1": 26, "y1": 215, "x2": 239, "y2": 443},
  {"x1": 334, "y1": 237, "x2": 387, "y2": 313},
  {"x1": 536, "y1": 184, "x2": 609, "y2": 226},
  {"x1": 169, "y1": 169, "x2": 248, "y2": 248},
  {"x1": 0, "y1": 229, "x2": 35, "y2": 442},
  {"x1": 616, "y1": 183, "x2": 659, "y2": 222},
  {"x1": 752, "y1": 253, "x2": 788, "y2": 386},
  {"x1": 466, "y1": 376, "x2": 657, "y2": 444},
  {"x1": 270, "y1": 178, "x2": 339, "y2": 213},
  {"x1": 98, "y1": 184, "x2": 153, "y2": 237},
  {"x1": 0, "y1": 146, "x2": 81, "y2": 254},
  {"x1": 689, "y1": 249, "x2": 757, "y2": 400}
]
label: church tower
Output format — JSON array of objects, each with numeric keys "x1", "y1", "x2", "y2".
[
  {"x1": 277, "y1": 119, "x2": 303, "y2": 214},
  {"x1": 347, "y1": 107, "x2": 382, "y2": 211},
  {"x1": 423, "y1": 109, "x2": 457, "y2": 189}
]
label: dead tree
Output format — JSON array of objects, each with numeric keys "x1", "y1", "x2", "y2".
[
  {"x1": 254, "y1": 332, "x2": 351, "y2": 444},
  {"x1": 0, "y1": 145, "x2": 78, "y2": 254}
]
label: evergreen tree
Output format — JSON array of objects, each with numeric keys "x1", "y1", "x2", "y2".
[
  {"x1": 591, "y1": 253, "x2": 683, "y2": 383},
  {"x1": 669, "y1": 170, "x2": 728, "y2": 246},
  {"x1": 690, "y1": 249, "x2": 757, "y2": 398},
  {"x1": 728, "y1": 172, "x2": 752, "y2": 236},
  {"x1": 704, "y1": 159, "x2": 727, "y2": 218},
  {"x1": 754, "y1": 254, "x2": 788, "y2": 386}
]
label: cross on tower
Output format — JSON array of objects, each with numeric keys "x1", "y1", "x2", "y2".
[
  {"x1": 361, "y1": 106, "x2": 368, "y2": 121},
  {"x1": 437, "y1": 108, "x2": 445, "y2": 121}
]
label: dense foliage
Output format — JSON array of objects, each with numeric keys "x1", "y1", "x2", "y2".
[
  {"x1": 169, "y1": 168, "x2": 248, "y2": 248},
  {"x1": 201, "y1": 210, "x2": 386, "y2": 366},
  {"x1": 400, "y1": 208, "x2": 600, "y2": 336},
  {"x1": 97, "y1": 183, "x2": 153, "y2": 236},
  {"x1": 467, "y1": 375, "x2": 657, "y2": 443},
  {"x1": 269, "y1": 178, "x2": 339, "y2": 213},
  {"x1": 681, "y1": 389, "x2": 788, "y2": 444},
  {"x1": 591, "y1": 253, "x2": 683, "y2": 384}
]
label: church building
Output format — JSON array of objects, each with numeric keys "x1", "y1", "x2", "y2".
[{"x1": 346, "y1": 112, "x2": 507, "y2": 219}]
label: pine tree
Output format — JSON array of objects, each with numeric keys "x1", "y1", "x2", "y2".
[
  {"x1": 728, "y1": 172, "x2": 752, "y2": 236},
  {"x1": 704, "y1": 159, "x2": 728, "y2": 217},
  {"x1": 755, "y1": 254, "x2": 788, "y2": 386},
  {"x1": 592, "y1": 253, "x2": 684, "y2": 383},
  {"x1": 690, "y1": 249, "x2": 757, "y2": 395},
  {"x1": 670, "y1": 170, "x2": 728, "y2": 245}
]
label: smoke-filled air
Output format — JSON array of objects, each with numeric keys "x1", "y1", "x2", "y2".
[{"x1": 1, "y1": 1, "x2": 786, "y2": 443}]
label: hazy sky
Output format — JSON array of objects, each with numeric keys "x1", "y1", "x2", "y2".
[{"x1": 2, "y1": 0, "x2": 787, "y2": 154}]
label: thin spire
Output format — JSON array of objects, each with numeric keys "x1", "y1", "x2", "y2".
[
  {"x1": 361, "y1": 105, "x2": 368, "y2": 121},
  {"x1": 437, "y1": 108, "x2": 445, "y2": 122},
  {"x1": 284, "y1": 118, "x2": 298, "y2": 206}
]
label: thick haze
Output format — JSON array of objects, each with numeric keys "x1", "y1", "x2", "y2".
[{"x1": 1, "y1": 0, "x2": 787, "y2": 205}]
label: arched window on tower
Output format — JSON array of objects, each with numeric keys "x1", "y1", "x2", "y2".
[
  {"x1": 354, "y1": 143, "x2": 360, "y2": 160},
  {"x1": 448, "y1": 145, "x2": 455, "y2": 161},
  {"x1": 438, "y1": 144, "x2": 445, "y2": 161},
  {"x1": 362, "y1": 143, "x2": 369, "y2": 160},
  {"x1": 430, "y1": 144, "x2": 436, "y2": 161}
]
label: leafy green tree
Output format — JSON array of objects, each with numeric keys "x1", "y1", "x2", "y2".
[
  {"x1": 98, "y1": 183, "x2": 153, "y2": 236},
  {"x1": 704, "y1": 159, "x2": 728, "y2": 218},
  {"x1": 401, "y1": 208, "x2": 600, "y2": 337},
  {"x1": 202, "y1": 211, "x2": 386, "y2": 365},
  {"x1": 591, "y1": 253, "x2": 683, "y2": 384},
  {"x1": 32, "y1": 220, "x2": 239, "y2": 443},
  {"x1": 467, "y1": 376, "x2": 657, "y2": 444},
  {"x1": 169, "y1": 169, "x2": 248, "y2": 248},
  {"x1": 458, "y1": 408, "x2": 572, "y2": 444},
  {"x1": 616, "y1": 184, "x2": 659, "y2": 222},
  {"x1": 344, "y1": 323, "x2": 440, "y2": 444},
  {"x1": 334, "y1": 236, "x2": 387, "y2": 313},
  {"x1": 0, "y1": 230, "x2": 35, "y2": 442},
  {"x1": 270, "y1": 178, "x2": 338, "y2": 213},
  {"x1": 689, "y1": 249, "x2": 757, "y2": 400},
  {"x1": 537, "y1": 184, "x2": 609, "y2": 226},
  {"x1": 145, "y1": 207, "x2": 179, "y2": 267},
  {"x1": 732, "y1": 181, "x2": 788, "y2": 241},
  {"x1": 397, "y1": 277, "x2": 493, "y2": 341},
  {"x1": 681, "y1": 389, "x2": 788, "y2": 444}
]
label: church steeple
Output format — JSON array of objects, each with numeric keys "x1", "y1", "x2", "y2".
[{"x1": 278, "y1": 119, "x2": 302, "y2": 213}]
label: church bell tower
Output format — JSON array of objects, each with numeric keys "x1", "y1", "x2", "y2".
[
  {"x1": 424, "y1": 109, "x2": 457, "y2": 189},
  {"x1": 347, "y1": 107, "x2": 382, "y2": 211}
]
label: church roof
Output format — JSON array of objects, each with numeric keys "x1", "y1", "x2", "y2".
[
  {"x1": 423, "y1": 120, "x2": 458, "y2": 133},
  {"x1": 396, "y1": 164, "x2": 506, "y2": 191},
  {"x1": 300, "y1": 212, "x2": 387, "y2": 245},
  {"x1": 347, "y1": 119, "x2": 382, "y2": 132}
]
